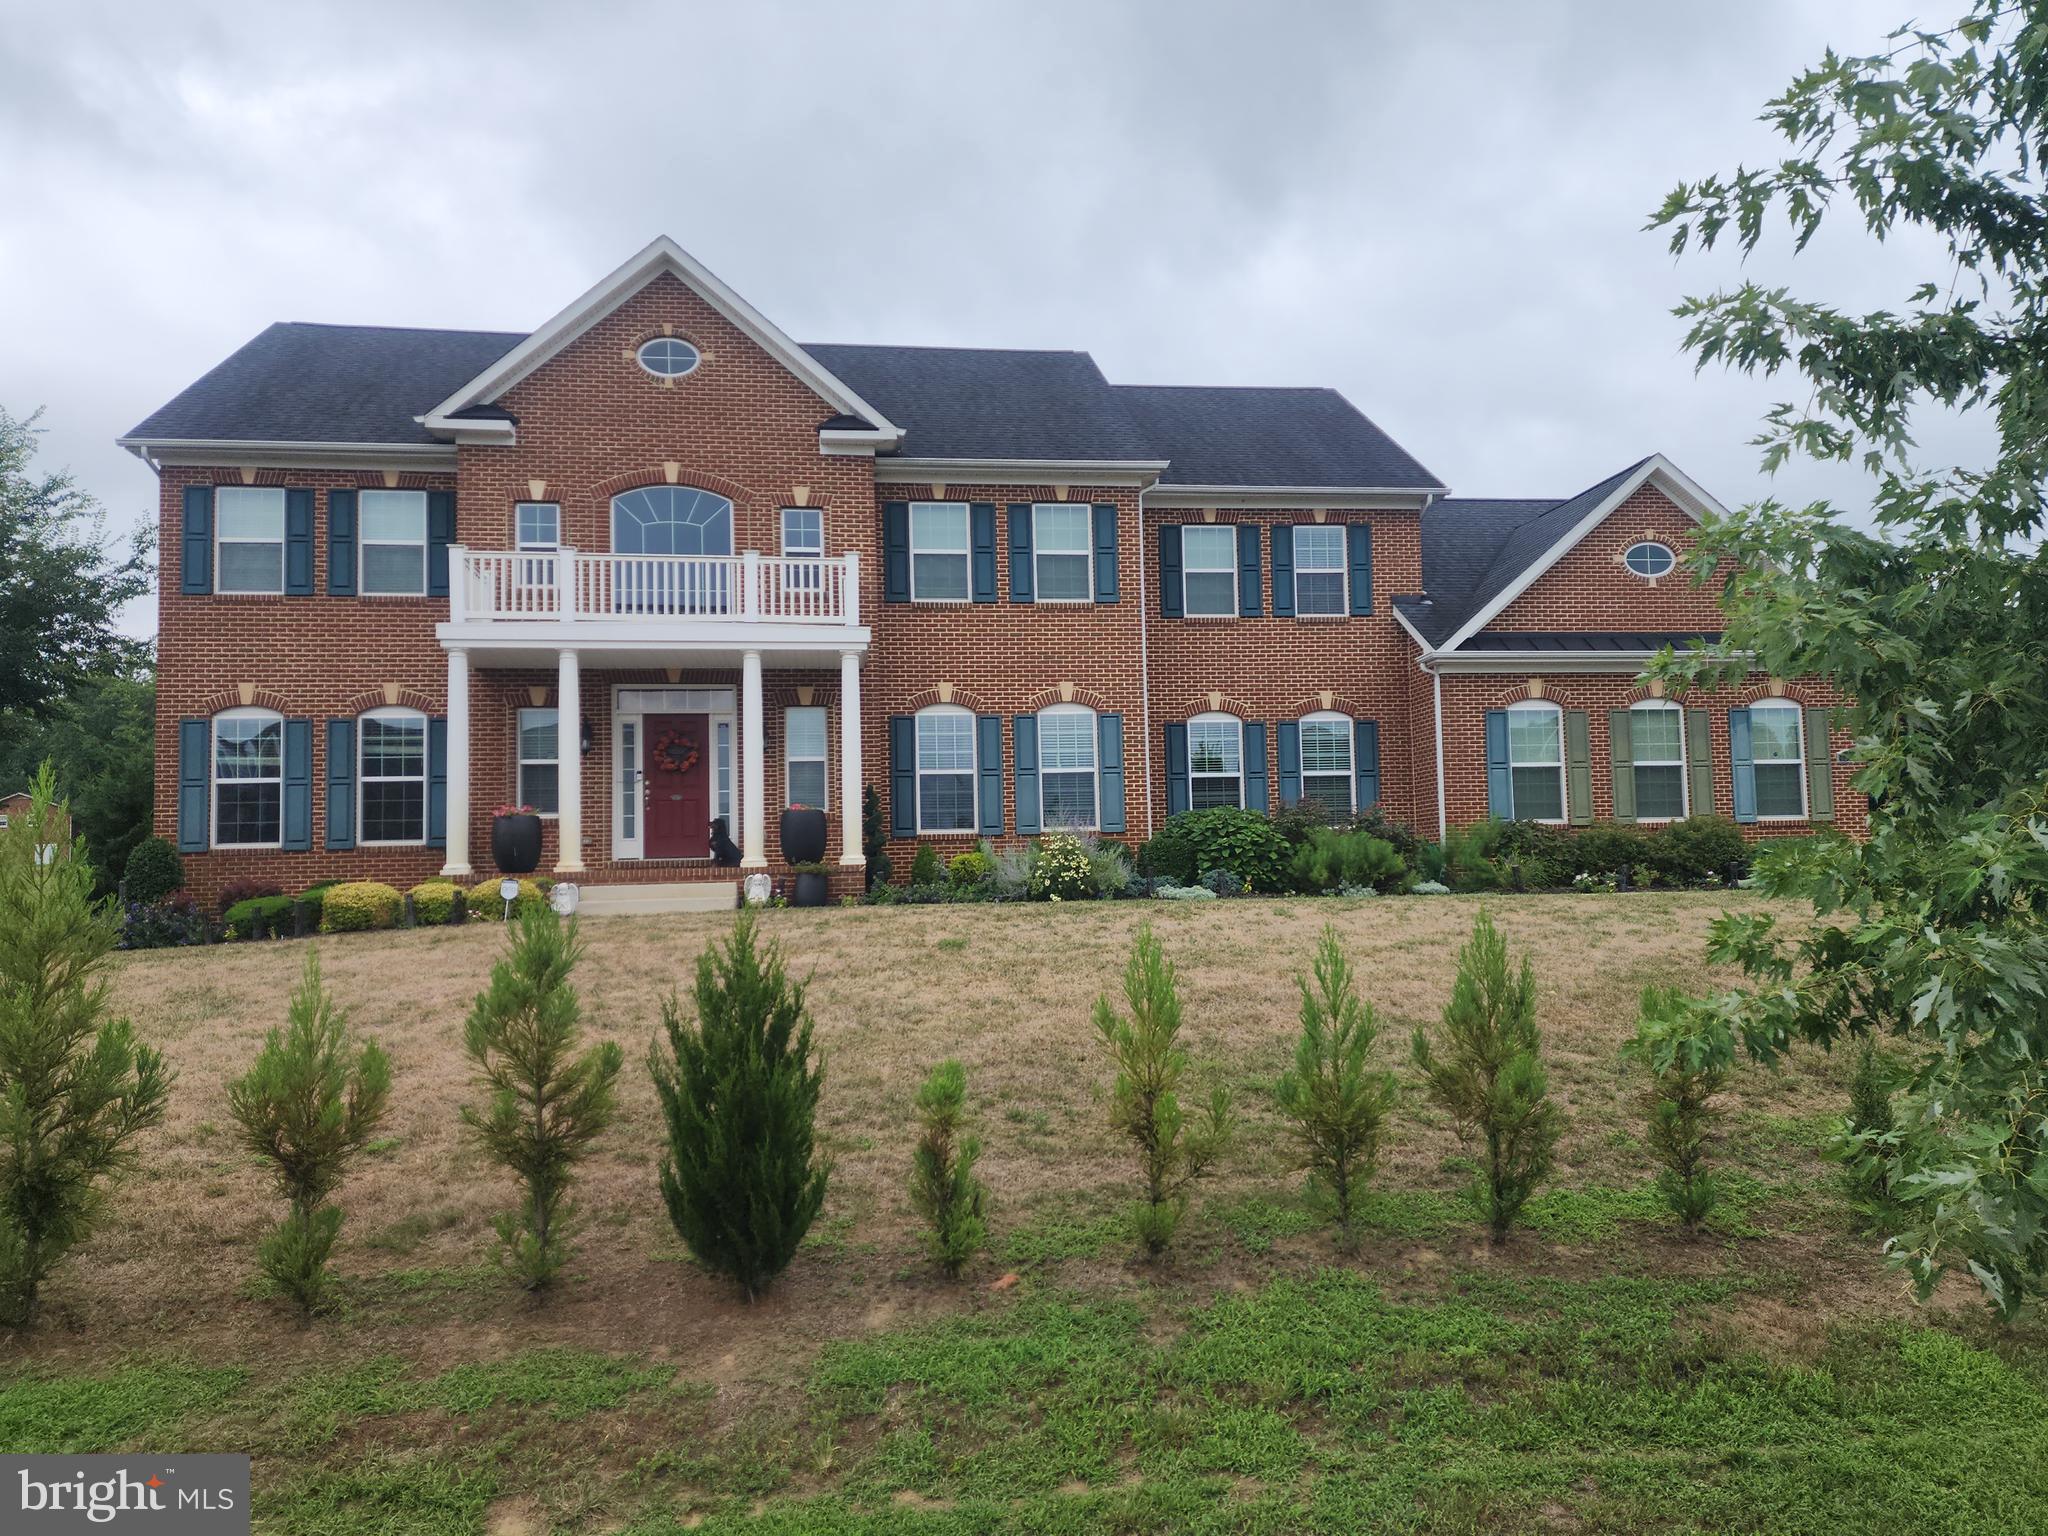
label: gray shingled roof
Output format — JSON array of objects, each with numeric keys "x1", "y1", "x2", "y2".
[
  {"x1": 124, "y1": 323, "x2": 525, "y2": 445},
  {"x1": 1459, "y1": 631, "x2": 1721, "y2": 653},
  {"x1": 1114, "y1": 384, "x2": 1444, "y2": 490}
]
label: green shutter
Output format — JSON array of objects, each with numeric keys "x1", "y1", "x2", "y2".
[
  {"x1": 1092, "y1": 504, "x2": 1119, "y2": 603},
  {"x1": 1355, "y1": 719, "x2": 1381, "y2": 811},
  {"x1": 1347, "y1": 523, "x2": 1374, "y2": 615},
  {"x1": 976, "y1": 715, "x2": 1003, "y2": 835},
  {"x1": 1236, "y1": 524, "x2": 1262, "y2": 616},
  {"x1": 1008, "y1": 504, "x2": 1034, "y2": 602},
  {"x1": 1485, "y1": 710, "x2": 1512, "y2": 817},
  {"x1": 1013, "y1": 714, "x2": 1041, "y2": 834},
  {"x1": 427, "y1": 490, "x2": 456, "y2": 597},
  {"x1": 1686, "y1": 709, "x2": 1713, "y2": 816},
  {"x1": 1097, "y1": 713, "x2": 1125, "y2": 832},
  {"x1": 1804, "y1": 706, "x2": 1834, "y2": 821},
  {"x1": 1159, "y1": 525, "x2": 1184, "y2": 618},
  {"x1": 427, "y1": 716, "x2": 448, "y2": 848},
  {"x1": 1242, "y1": 721, "x2": 1268, "y2": 812},
  {"x1": 325, "y1": 718, "x2": 356, "y2": 850},
  {"x1": 176, "y1": 717, "x2": 209, "y2": 852},
  {"x1": 1165, "y1": 722, "x2": 1189, "y2": 814},
  {"x1": 1275, "y1": 720, "x2": 1301, "y2": 804},
  {"x1": 1729, "y1": 708, "x2": 1757, "y2": 823},
  {"x1": 889, "y1": 715, "x2": 916, "y2": 835},
  {"x1": 883, "y1": 503, "x2": 910, "y2": 603},
  {"x1": 285, "y1": 488, "x2": 315, "y2": 595},
  {"x1": 181, "y1": 486, "x2": 213, "y2": 594},
  {"x1": 282, "y1": 718, "x2": 313, "y2": 850},
  {"x1": 328, "y1": 490, "x2": 357, "y2": 596},
  {"x1": 1270, "y1": 526, "x2": 1295, "y2": 617},
  {"x1": 1608, "y1": 709, "x2": 1636, "y2": 824},
  {"x1": 971, "y1": 503, "x2": 998, "y2": 604},
  {"x1": 1565, "y1": 709, "x2": 1593, "y2": 826}
]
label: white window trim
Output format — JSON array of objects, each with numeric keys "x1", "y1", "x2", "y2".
[
  {"x1": 1749, "y1": 700, "x2": 1809, "y2": 821},
  {"x1": 785, "y1": 705, "x2": 829, "y2": 812},
  {"x1": 1628, "y1": 701, "x2": 1688, "y2": 822},
  {"x1": 915, "y1": 703, "x2": 979, "y2": 834},
  {"x1": 780, "y1": 506, "x2": 824, "y2": 558},
  {"x1": 636, "y1": 336, "x2": 701, "y2": 378},
  {"x1": 1623, "y1": 541, "x2": 1676, "y2": 580},
  {"x1": 517, "y1": 706, "x2": 560, "y2": 821},
  {"x1": 1181, "y1": 526, "x2": 1238, "y2": 618},
  {"x1": 1505, "y1": 699, "x2": 1568, "y2": 825},
  {"x1": 1187, "y1": 710, "x2": 1245, "y2": 810},
  {"x1": 1292, "y1": 527, "x2": 1348, "y2": 618},
  {"x1": 909, "y1": 501, "x2": 972, "y2": 604},
  {"x1": 1037, "y1": 703, "x2": 1098, "y2": 831},
  {"x1": 1298, "y1": 710, "x2": 1355, "y2": 814},
  {"x1": 515, "y1": 501, "x2": 560, "y2": 550},
  {"x1": 359, "y1": 488, "x2": 429, "y2": 597},
  {"x1": 211, "y1": 705, "x2": 285, "y2": 850},
  {"x1": 213, "y1": 486, "x2": 286, "y2": 595},
  {"x1": 1032, "y1": 503, "x2": 1094, "y2": 604},
  {"x1": 358, "y1": 706, "x2": 429, "y2": 847}
]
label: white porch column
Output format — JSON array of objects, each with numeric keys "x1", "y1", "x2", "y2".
[
  {"x1": 555, "y1": 648, "x2": 585, "y2": 873},
  {"x1": 741, "y1": 648, "x2": 767, "y2": 868},
  {"x1": 838, "y1": 649, "x2": 864, "y2": 867},
  {"x1": 441, "y1": 646, "x2": 473, "y2": 878}
]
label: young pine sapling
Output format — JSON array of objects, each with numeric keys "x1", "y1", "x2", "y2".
[
  {"x1": 908, "y1": 1059, "x2": 988, "y2": 1277},
  {"x1": 1627, "y1": 985, "x2": 1733, "y2": 1230}
]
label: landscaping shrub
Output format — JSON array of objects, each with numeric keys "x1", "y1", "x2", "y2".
[
  {"x1": 467, "y1": 878, "x2": 549, "y2": 921},
  {"x1": 120, "y1": 893, "x2": 212, "y2": 949},
  {"x1": 908, "y1": 842, "x2": 943, "y2": 887},
  {"x1": 908, "y1": 1059, "x2": 988, "y2": 1278},
  {"x1": 1088, "y1": 838, "x2": 1134, "y2": 897},
  {"x1": 123, "y1": 836, "x2": 183, "y2": 905},
  {"x1": 1275, "y1": 926, "x2": 1396, "y2": 1251},
  {"x1": 1412, "y1": 910, "x2": 1558, "y2": 1239},
  {"x1": 1286, "y1": 827, "x2": 1410, "y2": 894},
  {"x1": 861, "y1": 785, "x2": 888, "y2": 891},
  {"x1": 1268, "y1": 799, "x2": 1338, "y2": 849},
  {"x1": 651, "y1": 914, "x2": 829, "y2": 1299},
  {"x1": 216, "y1": 876, "x2": 283, "y2": 916},
  {"x1": 1155, "y1": 883, "x2": 1217, "y2": 901},
  {"x1": 319, "y1": 881, "x2": 403, "y2": 933},
  {"x1": 1094, "y1": 925, "x2": 1231, "y2": 1255},
  {"x1": 463, "y1": 907, "x2": 621, "y2": 1290},
  {"x1": 1830, "y1": 1039, "x2": 1900, "y2": 1209},
  {"x1": 408, "y1": 881, "x2": 464, "y2": 926},
  {"x1": 0, "y1": 769, "x2": 172, "y2": 1326},
  {"x1": 293, "y1": 881, "x2": 338, "y2": 933},
  {"x1": 1650, "y1": 814, "x2": 1750, "y2": 885},
  {"x1": 1348, "y1": 806, "x2": 1426, "y2": 864},
  {"x1": 1135, "y1": 817, "x2": 1199, "y2": 882},
  {"x1": 1439, "y1": 820, "x2": 1506, "y2": 891},
  {"x1": 225, "y1": 894, "x2": 295, "y2": 939},
  {"x1": 1183, "y1": 808, "x2": 1291, "y2": 893},
  {"x1": 1028, "y1": 831, "x2": 1095, "y2": 900},
  {"x1": 1200, "y1": 866, "x2": 1243, "y2": 897},
  {"x1": 226, "y1": 951, "x2": 389, "y2": 1317},
  {"x1": 946, "y1": 850, "x2": 994, "y2": 889},
  {"x1": 1572, "y1": 822, "x2": 1654, "y2": 880},
  {"x1": 1494, "y1": 820, "x2": 1574, "y2": 889},
  {"x1": 1627, "y1": 985, "x2": 1732, "y2": 1229}
]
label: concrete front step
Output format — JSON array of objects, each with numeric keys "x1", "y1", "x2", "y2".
[{"x1": 572, "y1": 881, "x2": 739, "y2": 917}]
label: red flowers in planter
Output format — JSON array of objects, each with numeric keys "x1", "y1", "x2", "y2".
[{"x1": 493, "y1": 804, "x2": 538, "y2": 818}]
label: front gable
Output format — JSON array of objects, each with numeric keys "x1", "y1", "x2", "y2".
[{"x1": 1486, "y1": 481, "x2": 1733, "y2": 636}]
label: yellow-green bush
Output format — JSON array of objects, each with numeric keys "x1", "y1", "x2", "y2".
[
  {"x1": 408, "y1": 880, "x2": 464, "y2": 925},
  {"x1": 319, "y1": 881, "x2": 403, "y2": 933},
  {"x1": 467, "y1": 878, "x2": 550, "y2": 920}
]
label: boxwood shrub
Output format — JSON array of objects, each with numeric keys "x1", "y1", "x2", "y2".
[
  {"x1": 466, "y1": 877, "x2": 551, "y2": 920},
  {"x1": 224, "y1": 893, "x2": 296, "y2": 939},
  {"x1": 407, "y1": 880, "x2": 465, "y2": 925},
  {"x1": 320, "y1": 881, "x2": 404, "y2": 933}
]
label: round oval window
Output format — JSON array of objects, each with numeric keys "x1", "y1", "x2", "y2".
[
  {"x1": 1624, "y1": 541, "x2": 1675, "y2": 578},
  {"x1": 635, "y1": 337, "x2": 701, "y2": 378}
]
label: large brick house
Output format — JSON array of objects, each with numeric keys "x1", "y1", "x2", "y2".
[{"x1": 122, "y1": 237, "x2": 1859, "y2": 906}]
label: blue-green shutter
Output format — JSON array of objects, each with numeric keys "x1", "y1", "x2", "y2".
[
  {"x1": 1237, "y1": 524, "x2": 1262, "y2": 616},
  {"x1": 1242, "y1": 721, "x2": 1268, "y2": 811},
  {"x1": 1485, "y1": 710, "x2": 1512, "y2": 818},
  {"x1": 328, "y1": 489, "x2": 357, "y2": 596},
  {"x1": 1013, "y1": 714, "x2": 1041, "y2": 835},
  {"x1": 427, "y1": 716, "x2": 448, "y2": 848},
  {"x1": 976, "y1": 715, "x2": 1003, "y2": 835},
  {"x1": 325, "y1": 718, "x2": 357, "y2": 850},
  {"x1": 1805, "y1": 707, "x2": 1835, "y2": 821},
  {"x1": 282, "y1": 718, "x2": 313, "y2": 850},
  {"x1": 1159, "y1": 525, "x2": 1183, "y2": 618},
  {"x1": 1165, "y1": 722, "x2": 1190, "y2": 814},
  {"x1": 1275, "y1": 720, "x2": 1302, "y2": 805},
  {"x1": 971, "y1": 503, "x2": 997, "y2": 604},
  {"x1": 1355, "y1": 720, "x2": 1381, "y2": 810},
  {"x1": 1347, "y1": 523, "x2": 1374, "y2": 615},
  {"x1": 285, "y1": 489, "x2": 315, "y2": 595},
  {"x1": 181, "y1": 486, "x2": 213, "y2": 595},
  {"x1": 1098, "y1": 713, "x2": 1125, "y2": 832},
  {"x1": 1270, "y1": 526, "x2": 1295, "y2": 617},
  {"x1": 1008, "y1": 504, "x2": 1034, "y2": 602},
  {"x1": 1092, "y1": 504, "x2": 1118, "y2": 603},
  {"x1": 176, "y1": 717, "x2": 209, "y2": 852},
  {"x1": 890, "y1": 715, "x2": 916, "y2": 835},
  {"x1": 1729, "y1": 708, "x2": 1757, "y2": 824},
  {"x1": 883, "y1": 503, "x2": 910, "y2": 603},
  {"x1": 427, "y1": 490, "x2": 456, "y2": 597}
]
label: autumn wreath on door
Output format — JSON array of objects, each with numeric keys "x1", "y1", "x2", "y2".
[{"x1": 652, "y1": 727, "x2": 702, "y2": 776}]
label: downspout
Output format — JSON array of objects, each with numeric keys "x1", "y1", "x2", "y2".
[
  {"x1": 1136, "y1": 481, "x2": 1155, "y2": 839},
  {"x1": 1431, "y1": 662, "x2": 1448, "y2": 842}
]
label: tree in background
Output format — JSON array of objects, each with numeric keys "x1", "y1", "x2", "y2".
[
  {"x1": 1627, "y1": 986, "x2": 1733, "y2": 1230},
  {"x1": 0, "y1": 767, "x2": 170, "y2": 1326},
  {"x1": 1412, "y1": 911, "x2": 1557, "y2": 1239},
  {"x1": 463, "y1": 907, "x2": 621, "y2": 1291},
  {"x1": 0, "y1": 667, "x2": 155, "y2": 893},
  {"x1": 1651, "y1": 5, "x2": 2048, "y2": 1315},
  {"x1": 1274, "y1": 925, "x2": 1396, "y2": 1251},
  {"x1": 907, "y1": 1059, "x2": 988, "y2": 1278}
]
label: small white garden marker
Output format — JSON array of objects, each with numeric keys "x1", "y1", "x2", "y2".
[{"x1": 500, "y1": 878, "x2": 520, "y2": 920}]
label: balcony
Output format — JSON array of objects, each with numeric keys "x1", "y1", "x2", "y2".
[{"x1": 449, "y1": 546, "x2": 860, "y2": 627}]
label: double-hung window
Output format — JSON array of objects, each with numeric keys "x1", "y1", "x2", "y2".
[
  {"x1": 786, "y1": 706, "x2": 828, "y2": 809},
  {"x1": 213, "y1": 708, "x2": 283, "y2": 847},
  {"x1": 1749, "y1": 701, "x2": 1807, "y2": 818},
  {"x1": 518, "y1": 708, "x2": 560, "y2": 815},
  {"x1": 1033, "y1": 504, "x2": 1092, "y2": 601},
  {"x1": 215, "y1": 487, "x2": 286, "y2": 594},
  {"x1": 360, "y1": 489, "x2": 428, "y2": 595},
  {"x1": 781, "y1": 507, "x2": 824, "y2": 591},
  {"x1": 910, "y1": 503, "x2": 970, "y2": 601},
  {"x1": 1181, "y1": 526, "x2": 1237, "y2": 616},
  {"x1": 1629, "y1": 703, "x2": 1687, "y2": 820},
  {"x1": 1188, "y1": 713, "x2": 1243, "y2": 809},
  {"x1": 1038, "y1": 706, "x2": 1097, "y2": 828},
  {"x1": 1299, "y1": 713, "x2": 1354, "y2": 814},
  {"x1": 916, "y1": 706, "x2": 977, "y2": 831},
  {"x1": 359, "y1": 708, "x2": 427, "y2": 844},
  {"x1": 1293, "y1": 527, "x2": 1346, "y2": 616},
  {"x1": 1506, "y1": 702, "x2": 1566, "y2": 822}
]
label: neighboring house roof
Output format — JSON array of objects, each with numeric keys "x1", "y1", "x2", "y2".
[
  {"x1": 1458, "y1": 631, "x2": 1723, "y2": 653},
  {"x1": 1114, "y1": 384, "x2": 1444, "y2": 491}
]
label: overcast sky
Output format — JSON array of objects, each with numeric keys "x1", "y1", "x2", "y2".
[{"x1": 2, "y1": 0, "x2": 1985, "y2": 638}]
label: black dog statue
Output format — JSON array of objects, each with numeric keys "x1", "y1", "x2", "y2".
[{"x1": 709, "y1": 816, "x2": 743, "y2": 867}]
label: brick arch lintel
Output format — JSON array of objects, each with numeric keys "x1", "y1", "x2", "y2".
[
  {"x1": 1018, "y1": 683, "x2": 1117, "y2": 713},
  {"x1": 194, "y1": 684, "x2": 292, "y2": 716},
  {"x1": 1731, "y1": 679, "x2": 1825, "y2": 707},
  {"x1": 338, "y1": 685, "x2": 441, "y2": 717},
  {"x1": 902, "y1": 684, "x2": 995, "y2": 714},
  {"x1": 1173, "y1": 691, "x2": 1260, "y2": 721},
  {"x1": 1283, "y1": 692, "x2": 1369, "y2": 719},
  {"x1": 589, "y1": 466, "x2": 766, "y2": 514}
]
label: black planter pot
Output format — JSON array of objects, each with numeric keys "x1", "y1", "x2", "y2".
[
  {"x1": 793, "y1": 870, "x2": 831, "y2": 908},
  {"x1": 780, "y1": 806, "x2": 829, "y2": 866},
  {"x1": 492, "y1": 814, "x2": 544, "y2": 875}
]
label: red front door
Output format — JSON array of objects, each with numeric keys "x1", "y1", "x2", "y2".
[{"x1": 644, "y1": 713, "x2": 711, "y2": 859}]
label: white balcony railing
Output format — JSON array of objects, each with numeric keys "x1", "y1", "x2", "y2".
[{"x1": 450, "y1": 547, "x2": 860, "y2": 627}]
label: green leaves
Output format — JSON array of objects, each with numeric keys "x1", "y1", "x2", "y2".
[{"x1": 909, "y1": 1059, "x2": 989, "y2": 1278}]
